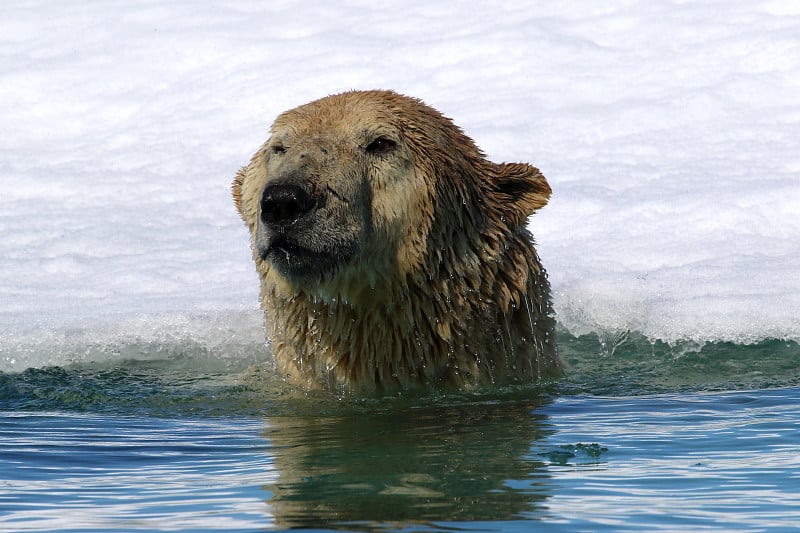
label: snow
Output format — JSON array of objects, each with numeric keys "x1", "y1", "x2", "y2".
[{"x1": 2, "y1": 1, "x2": 799, "y2": 370}]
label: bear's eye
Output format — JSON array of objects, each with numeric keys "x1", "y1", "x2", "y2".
[
  {"x1": 365, "y1": 137, "x2": 397, "y2": 155},
  {"x1": 271, "y1": 144, "x2": 286, "y2": 155}
]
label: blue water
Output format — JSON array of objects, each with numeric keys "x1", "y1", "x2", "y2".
[{"x1": 2, "y1": 332, "x2": 800, "y2": 532}]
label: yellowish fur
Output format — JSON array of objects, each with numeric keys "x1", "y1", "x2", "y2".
[{"x1": 233, "y1": 90, "x2": 560, "y2": 393}]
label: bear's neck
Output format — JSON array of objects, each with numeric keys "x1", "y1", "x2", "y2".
[{"x1": 264, "y1": 266, "x2": 493, "y2": 392}]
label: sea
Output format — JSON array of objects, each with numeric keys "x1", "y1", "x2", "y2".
[{"x1": 2, "y1": 333, "x2": 800, "y2": 532}]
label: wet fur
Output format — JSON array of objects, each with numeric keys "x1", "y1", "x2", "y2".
[{"x1": 233, "y1": 90, "x2": 560, "y2": 392}]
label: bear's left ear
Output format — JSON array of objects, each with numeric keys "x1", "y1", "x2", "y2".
[{"x1": 490, "y1": 162, "x2": 551, "y2": 226}]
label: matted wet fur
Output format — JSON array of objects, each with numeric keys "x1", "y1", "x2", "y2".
[{"x1": 233, "y1": 90, "x2": 560, "y2": 392}]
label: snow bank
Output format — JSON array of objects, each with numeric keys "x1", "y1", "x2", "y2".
[{"x1": 2, "y1": 1, "x2": 798, "y2": 370}]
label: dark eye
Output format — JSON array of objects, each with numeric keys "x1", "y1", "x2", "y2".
[
  {"x1": 271, "y1": 144, "x2": 286, "y2": 155},
  {"x1": 365, "y1": 137, "x2": 397, "y2": 155}
]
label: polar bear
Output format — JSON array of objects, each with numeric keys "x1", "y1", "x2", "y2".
[{"x1": 233, "y1": 90, "x2": 559, "y2": 392}]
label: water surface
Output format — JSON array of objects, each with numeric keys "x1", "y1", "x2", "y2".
[{"x1": 2, "y1": 333, "x2": 799, "y2": 532}]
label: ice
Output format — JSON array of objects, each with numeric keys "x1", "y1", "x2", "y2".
[{"x1": 2, "y1": 1, "x2": 798, "y2": 370}]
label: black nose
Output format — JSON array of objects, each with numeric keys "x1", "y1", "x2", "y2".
[{"x1": 260, "y1": 183, "x2": 317, "y2": 226}]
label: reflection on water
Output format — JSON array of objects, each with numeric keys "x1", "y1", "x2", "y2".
[
  {"x1": 0, "y1": 392, "x2": 559, "y2": 532},
  {"x1": 263, "y1": 398, "x2": 555, "y2": 529}
]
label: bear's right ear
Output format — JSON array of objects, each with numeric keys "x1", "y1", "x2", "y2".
[
  {"x1": 491, "y1": 162, "x2": 551, "y2": 227},
  {"x1": 232, "y1": 166, "x2": 245, "y2": 218},
  {"x1": 232, "y1": 146, "x2": 269, "y2": 223}
]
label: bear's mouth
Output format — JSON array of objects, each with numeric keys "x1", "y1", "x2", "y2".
[
  {"x1": 262, "y1": 235, "x2": 315, "y2": 264},
  {"x1": 260, "y1": 235, "x2": 344, "y2": 279}
]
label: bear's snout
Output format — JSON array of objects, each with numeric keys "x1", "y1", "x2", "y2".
[{"x1": 260, "y1": 183, "x2": 317, "y2": 228}]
